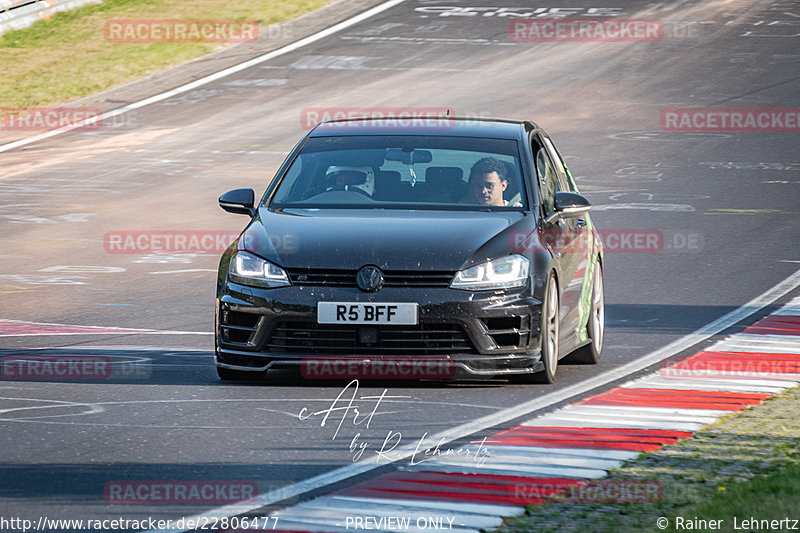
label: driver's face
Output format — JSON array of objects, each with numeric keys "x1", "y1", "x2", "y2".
[{"x1": 471, "y1": 171, "x2": 508, "y2": 206}]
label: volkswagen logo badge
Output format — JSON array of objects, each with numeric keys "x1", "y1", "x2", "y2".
[{"x1": 356, "y1": 266, "x2": 384, "y2": 292}]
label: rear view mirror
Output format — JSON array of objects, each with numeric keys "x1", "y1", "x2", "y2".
[
  {"x1": 219, "y1": 188, "x2": 255, "y2": 216},
  {"x1": 327, "y1": 169, "x2": 368, "y2": 187},
  {"x1": 385, "y1": 148, "x2": 433, "y2": 164}
]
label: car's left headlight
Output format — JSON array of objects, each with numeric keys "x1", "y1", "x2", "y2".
[
  {"x1": 228, "y1": 251, "x2": 290, "y2": 288},
  {"x1": 451, "y1": 255, "x2": 530, "y2": 291}
]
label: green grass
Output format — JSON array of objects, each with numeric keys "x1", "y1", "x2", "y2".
[
  {"x1": 0, "y1": 0, "x2": 334, "y2": 111},
  {"x1": 675, "y1": 462, "x2": 800, "y2": 527}
]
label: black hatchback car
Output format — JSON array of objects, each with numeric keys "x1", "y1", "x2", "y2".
[{"x1": 215, "y1": 118, "x2": 604, "y2": 383}]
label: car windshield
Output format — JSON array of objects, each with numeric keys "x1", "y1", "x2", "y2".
[{"x1": 269, "y1": 135, "x2": 527, "y2": 210}]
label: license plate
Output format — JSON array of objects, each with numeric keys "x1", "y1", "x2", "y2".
[{"x1": 317, "y1": 302, "x2": 418, "y2": 325}]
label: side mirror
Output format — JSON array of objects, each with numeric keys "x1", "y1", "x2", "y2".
[
  {"x1": 545, "y1": 191, "x2": 591, "y2": 224},
  {"x1": 219, "y1": 188, "x2": 255, "y2": 216}
]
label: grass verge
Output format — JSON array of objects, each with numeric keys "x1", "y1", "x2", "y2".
[
  {"x1": 0, "y1": 0, "x2": 334, "y2": 111},
  {"x1": 684, "y1": 462, "x2": 800, "y2": 526}
]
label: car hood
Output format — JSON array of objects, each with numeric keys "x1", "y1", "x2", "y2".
[{"x1": 239, "y1": 208, "x2": 533, "y2": 271}]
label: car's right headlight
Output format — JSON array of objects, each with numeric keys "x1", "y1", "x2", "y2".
[
  {"x1": 451, "y1": 255, "x2": 530, "y2": 291},
  {"x1": 228, "y1": 251, "x2": 290, "y2": 288}
]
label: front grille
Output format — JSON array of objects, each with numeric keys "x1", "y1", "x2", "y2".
[
  {"x1": 265, "y1": 321, "x2": 476, "y2": 355},
  {"x1": 286, "y1": 268, "x2": 454, "y2": 289},
  {"x1": 219, "y1": 309, "x2": 259, "y2": 345}
]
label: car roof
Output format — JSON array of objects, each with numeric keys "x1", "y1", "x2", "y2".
[{"x1": 308, "y1": 117, "x2": 540, "y2": 140}]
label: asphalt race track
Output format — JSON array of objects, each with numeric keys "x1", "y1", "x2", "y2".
[{"x1": 1, "y1": 0, "x2": 799, "y2": 528}]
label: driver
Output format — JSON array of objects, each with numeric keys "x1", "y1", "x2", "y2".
[
  {"x1": 325, "y1": 166, "x2": 375, "y2": 196},
  {"x1": 462, "y1": 157, "x2": 518, "y2": 207}
]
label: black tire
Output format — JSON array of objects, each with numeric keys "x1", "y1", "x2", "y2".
[
  {"x1": 566, "y1": 262, "x2": 604, "y2": 364},
  {"x1": 511, "y1": 274, "x2": 559, "y2": 384},
  {"x1": 534, "y1": 274, "x2": 560, "y2": 383}
]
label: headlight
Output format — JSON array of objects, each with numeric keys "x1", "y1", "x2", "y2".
[
  {"x1": 228, "y1": 251, "x2": 290, "y2": 288},
  {"x1": 451, "y1": 255, "x2": 530, "y2": 291}
]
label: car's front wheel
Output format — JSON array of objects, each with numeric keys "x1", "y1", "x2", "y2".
[
  {"x1": 536, "y1": 274, "x2": 560, "y2": 383},
  {"x1": 514, "y1": 274, "x2": 560, "y2": 384}
]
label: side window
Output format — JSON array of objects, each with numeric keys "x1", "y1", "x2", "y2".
[
  {"x1": 272, "y1": 153, "x2": 322, "y2": 203},
  {"x1": 271, "y1": 155, "x2": 304, "y2": 203},
  {"x1": 542, "y1": 136, "x2": 577, "y2": 192},
  {"x1": 534, "y1": 142, "x2": 560, "y2": 216}
]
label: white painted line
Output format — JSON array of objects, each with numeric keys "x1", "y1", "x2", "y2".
[
  {"x1": 773, "y1": 297, "x2": 800, "y2": 315},
  {"x1": 0, "y1": 331, "x2": 211, "y2": 337},
  {"x1": 630, "y1": 376, "x2": 795, "y2": 392},
  {"x1": 553, "y1": 405, "x2": 722, "y2": 423},
  {"x1": 329, "y1": 495, "x2": 524, "y2": 518},
  {"x1": 0, "y1": 0, "x2": 409, "y2": 155},
  {"x1": 143, "y1": 264, "x2": 800, "y2": 530},
  {"x1": 710, "y1": 334, "x2": 800, "y2": 353},
  {"x1": 480, "y1": 445, "x2": 639, "y2": 462},
  {"x1": 523, "y1": 416, "x2": 706, "y2": 431},
  {"x1": 484, "y1": 451, "x2": 622, "y2": 470},
  {"x1": 669, "y1": 369, "x2": 800, "y2": 382},
  {"x1": 558, "y1": 403, "x2": 732, "y2": 418},
  {"x1": 0, "y1": 318, "x2": 210, "y2": 336},
  {"x1": 404, "y1": 462, "x2": 606, "y2": 479},
  {"x1": 0, "y1": 318, "x2": 148, "y2": 330},
  {"x1": 477, "y1": 450, "x2": 623, "y2": 471},
  {"x1": 419, "y1": 454, "x2": 610, "y2": 476},
  {"x1": 149, "y1": 269, "x2": 217, "y2": 275}
]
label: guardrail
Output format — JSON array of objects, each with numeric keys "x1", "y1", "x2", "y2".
[{"x1": 0, "y1": 0, "x2": 101, "y2": 36}]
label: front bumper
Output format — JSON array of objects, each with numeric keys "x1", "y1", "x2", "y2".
[{"x1": 215, "y1": 279, "x2": 544, "y2": 379}]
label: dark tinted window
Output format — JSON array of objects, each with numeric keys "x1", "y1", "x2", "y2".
[
  {"x1": 270, "y1": 136, "x2": 527, "y2": 210},
  {"x1": 534, "y1": 142, "x2": 560, "y2": 216}
]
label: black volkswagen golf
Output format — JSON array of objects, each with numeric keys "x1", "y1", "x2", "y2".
[{"x1": 215, "y1": 118, "x2": 604, "y2": 384}]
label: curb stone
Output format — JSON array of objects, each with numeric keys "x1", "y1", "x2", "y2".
[{"x1": 498, "y1": 385, "x2": 800, "y2": 533}]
